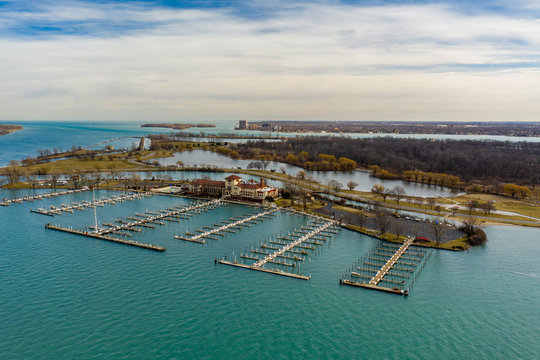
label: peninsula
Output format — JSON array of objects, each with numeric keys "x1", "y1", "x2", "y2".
[
  {"x1": 141, "y1": 123, "x2": 216, "y2": 130},
  {"x1": 0, "y1": 124, "x2": 23, "y2": 136}
]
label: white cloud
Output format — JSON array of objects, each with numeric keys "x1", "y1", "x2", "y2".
[{"x1": 0, "y1": 1, "x2": 540, "y2": 121}]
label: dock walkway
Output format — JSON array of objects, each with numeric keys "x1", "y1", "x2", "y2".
[
  {"x1": 97, "y1": 199, "x2": 223, "y2": 236},
  {"x1": 31, "y1": 192, "x2": 152, "y2": 216},
  {"x1": 175, "y1": 208, "x2": 278, "y2": 244},
  {"x1": 341, "y1": 239, "x2": 432, "y2": 295},
  {"x1": 219, "y1": 218, "x2": 340, "y2": 280},
  {"x1": 1, "y1": 188, "x2": 89, "y2": 207}
]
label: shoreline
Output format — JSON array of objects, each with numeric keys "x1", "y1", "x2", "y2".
[{"x1": 0, "y1": 124, "x2": 23, "y2": 136}]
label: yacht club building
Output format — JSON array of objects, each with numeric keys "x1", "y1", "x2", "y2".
[{"x1": 187, "y1": 175, "x2": 278, "y2": 200}]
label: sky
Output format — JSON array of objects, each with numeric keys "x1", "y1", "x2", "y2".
[{"x1": 1, "y1": 0, "x2": 540, "y2": 122}]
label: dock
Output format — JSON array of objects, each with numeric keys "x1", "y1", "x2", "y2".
[
  {"x1": 175, "y1": 207, "x2": 278, "y2": 244},
  {"x1": 95, "y1": 198, "x2": 225, "y2": 236},
  {"x1": 341, "y1": 239, "x2": 432, "y2": 295},
  {"x1": 219, "y1": 218, "x2": 340, "y2": 280},
  {"x1": 1, "y1": 188, "x2": 90, "y2": 207},
  {"x1": 30, "y1": 192, "x2": 153, "y2": 216},
  {"x1": 45, "y1": 223, "x2": 165, "y2": 251}
]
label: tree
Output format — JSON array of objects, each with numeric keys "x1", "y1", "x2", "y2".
[
  {"x1": 283, "y1": 183, "x2": 299, "y2": 206},
  {"x1": 427, "y1": 198, "x2": 436, "y2": 210},
  {"x1": 248, "y1": 161, "x2": 263, "y2": 170},
  {"x1": 480, "y1": 200, "x2": 495, "y2": 215},
  {"x1": 392, "y1": 220, "x2": 405, "y2": 240},
  {"x1": 371, "y1": 184, "x2": 385, "y2": 199},
  {"x1": 373, "y1": 206, "x2": 393, "y2": 234},
  {"x1": 347, "y1": 181, "x2": 358, "y2": 191},
  {"x1": 460, "y1": 216, "x2": 479, "y2": 237},
  {"x1": 467, "y1": 200, "x2": 479, "y2": 215},
  {"x1": 430, "y1": 219, "x2": 448, "y2": 244},
  {"x1": 299, "y1": 151, "x2": 309, "y2": 162},
  {"x1": 328, "y1": 180, "x2": 342, "y2": 192},
  {"x1": 285, "y1": 154, "x2": 298, "y2": 163},
  {"x1": 390, "y1": 185, "x2": 406, "y2": 205}
]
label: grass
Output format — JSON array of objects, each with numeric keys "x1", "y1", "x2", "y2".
[{"x1": 455, "y1": 193, "x2": 540, "y2": 219}]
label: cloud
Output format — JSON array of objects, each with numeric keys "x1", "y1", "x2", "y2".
[{"x1": 0, "y1": 1, "x2": 540, "y2": 121}]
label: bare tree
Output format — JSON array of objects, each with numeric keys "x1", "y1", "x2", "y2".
[
  {"x1": 480, "y1": 200, "x2": 495, "y2": 215},
  {"x1": 371, "y1": 184, "x2": 385, "y2": 199},
  {"x1": 347, "y1": 181, "x2": 358, "y2": 191},
  {"x1": 392, "y1": 220, "x2": 406, "y2": 240},
  {"x1": 430, "y1": 219, "x2": 448, "y2": 244},
  {"x1": 373, "y1": 206, "x2": 393, "y2": 234},
  {"x1": 460, "y1": 216, "x2": 479, "y2": 236},
  {"x1": 328, "y1": 180, "x2": 342, "y2": 192},
  {"x1": 390, "y1": 185, "x2": 406, "y2": 205},
  {"x1": 467, "y1": 200, "x2": 479, "y2": 214}
]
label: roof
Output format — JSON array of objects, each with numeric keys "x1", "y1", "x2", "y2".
[
  {"x1": 239, "y1": 183, "x2": 261, "y2": 189},
  {"x1": 191, "y1": 179, "x2": 225, "y2": 187},
  {"x1": 225, "y1": 175, "x2": 242, "y2": 180}
]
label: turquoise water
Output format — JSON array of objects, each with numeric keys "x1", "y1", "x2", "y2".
[{"x1": 1, "y1": 189, "x2": 539, "y2": 359}]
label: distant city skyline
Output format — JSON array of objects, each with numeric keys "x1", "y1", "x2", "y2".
[{"x1": 1, "y1": 0, "x2": 540, "y2": 122}]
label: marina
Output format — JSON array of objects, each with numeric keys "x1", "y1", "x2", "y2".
[
  {"x1": 175, "y1": 207, "x2": 279, "y2": 244},
  {"x1": 43, "y1": 198, "x2": 226, "y2": 250},
  {"x1": 219, "y1": 217, "x2": 340, "y2": 280},
  {"x1": 341, "y1": 241, "x2": 432, "y2": 295},
  {"x1": 30, "y1": 191, "x2": 153, "y2": 216}
]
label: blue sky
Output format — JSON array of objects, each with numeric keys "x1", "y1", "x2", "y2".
[{"x1": 1, "y1": 0, "x2": 539, "y2": 121}]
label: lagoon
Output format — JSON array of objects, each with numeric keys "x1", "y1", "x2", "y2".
[{"x1": 159, "y1": 150, "x2": 458, "y2": 197}]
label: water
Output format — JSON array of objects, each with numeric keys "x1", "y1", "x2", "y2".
[
  {"x1": 0, "y1": 121, "x2": 172, "y2": 166},
  {"x1": 1, "y1": 189, "x2": 539, "y2": 359},
  {"x1": 1, "y1": 121, "x2": 538, "y2": 167},
  {"x1": 159, "y1": 150, "x2": 457, "y2": 197},
  {"x1": 1, "y1": 122, "x2": 539, "y2": 358}
]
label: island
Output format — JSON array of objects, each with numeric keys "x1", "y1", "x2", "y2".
[
  {"x1": 0, "y1": 124, "x2": 23, "y2": 136},
  {"x1": 141, "y1": 123, "x2": 216, "y2": 130}
]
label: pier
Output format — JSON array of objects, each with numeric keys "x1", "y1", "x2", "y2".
[
  {"x1": 95, "y1": 199, "x2": 224, "y2": 236},
  {"x1": 0, "y1": 188, "x2": 89, "y2": 207},
  {"x1": 341, "y1": 240, "x2": 432, "y2": 295},
  {"x1": 43, "y1": 198, "x2": 225, "y2": 251},
  {"x1": 219, "y1": 218, "x2": 340, "y2": 280},
  {"x1": 45, "y1": 224, "x2": 165, "y2": 251},
  {"x1": 175, "y1": 207, "x2": 278, "y2": 244},
  {"x1": 30, "y1": 192, "x2": 153, "y2": 216}
]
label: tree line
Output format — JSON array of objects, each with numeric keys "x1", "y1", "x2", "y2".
[{"x1": 236, "y1": 137, "x2": 539, "y2": 186}]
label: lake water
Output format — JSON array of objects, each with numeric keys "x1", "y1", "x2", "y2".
[
  {"x1": 0, "y1": 189, "x2": 539, "y2": 359},
  {"x1": 1, "y1": 120, "x2": 538, "y2": 167},
  {"x1": 159, "y1": 150, "x2": 457, "y2": 197}
]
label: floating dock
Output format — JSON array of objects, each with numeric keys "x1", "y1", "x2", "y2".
[
  {"x1": 175, "y1": 207, "x2": 278, "y2": 244},
  {"x1": 95, "y1": 198, "x2": 225, "y2": 236},
  {"x1": 1, "y1": 188, "x2": 90, "y2": 207},
  {"x1": 30, "y1": 192, "x2": 153, "y2": 216},
  {"x1": 341, "y1": 240, "x2": 432, "y2": 295},
  {"x1": 219, "y1": 218, "x2": 340, "y2": 280},
  {"x1": 43, "y1": 198, "x2": 225, "y2": 252},
  {"x1": 45, "y1": 224, "x2": 165, "y2": 251}
]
